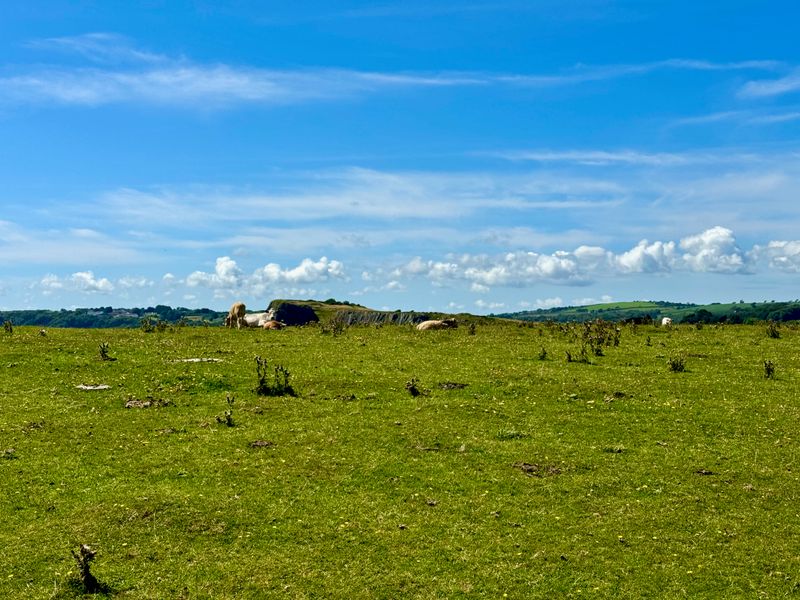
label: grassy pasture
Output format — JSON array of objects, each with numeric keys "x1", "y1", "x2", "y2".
[{"x1": 1, "y1": 321, "x2": 798, "y2": 598}]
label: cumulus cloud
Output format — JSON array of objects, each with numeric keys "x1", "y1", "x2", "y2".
[
  {"x1": 40, "y1": 271, "x2": 115, "y2": 295},
  {"x1": 475, "y1": 299, "x2": 506, "y2": 310},
  {"x1": 679, "y1": 226, "x2": 749, "y2": 273},
  {"x1": 385, "y1": 227, "x2": 756, "y2": 289},
  {"x1": 118, "y1": 275, "x2": 153, "y2": 289},
  {"x1": 186, "y1": 256, "x2": 244, "y2": 290},
  {"x1": 186, "y1": 256, "x2": 346, "y2": 297},
  {"x1": 615, "y1": 240, "x2": 677, "y2": 273},
  {"x1": 754, "y1": 240, "x2": 800, "y2": 272}
]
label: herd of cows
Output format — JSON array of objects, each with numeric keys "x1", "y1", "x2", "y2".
[{"x1": 224, "y1": 302, "x2": 459, "y2": 331}]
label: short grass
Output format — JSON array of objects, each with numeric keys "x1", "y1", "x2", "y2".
[{"x1": 1, "y1": 321, "x2": 798, "y2": 598}]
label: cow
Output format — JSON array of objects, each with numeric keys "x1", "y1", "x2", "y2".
[
  {"x1": 416, "y1": 318, "x2": 458, "y2": 331},
  {"x1": 243, "y1": 311, "x2": 273, "y2": 328},
  {"x1": 225, "y1": 302, "x2": 247, "y2": 329},
  {"x1": 262, "y1": 320, "x2": 285, "y2": 330},
  {"x1": 661, "y1": 317, "x2": 673, "y2": 327}
]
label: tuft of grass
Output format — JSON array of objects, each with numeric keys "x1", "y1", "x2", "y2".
[
  {"x1": 496, "y1": 428, "x2": 529, "y2": 441},
  {"x1": 766, "y1": 321, "x2": 781, "y2": 339},
  {"x1": 668, "y1": 354, "x2": 686, "y2": 372}
]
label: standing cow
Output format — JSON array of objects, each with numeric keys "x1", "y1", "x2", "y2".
[{"x1": 225, "y1": 302, "x2": 247, "y2": 329}]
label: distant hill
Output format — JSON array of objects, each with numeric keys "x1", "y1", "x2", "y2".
[
  {"x1": 494, "y1": 300, "x2": 800, "y2": 324},
  {"x1": 0, "y1": 305, "x2": 227, "y2": 328}
]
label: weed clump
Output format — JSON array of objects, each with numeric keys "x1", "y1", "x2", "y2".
[
  {"x1": 254, "y1": 356, "x2": 296, "y2": 396},
  {"x1": 668, "y1": 355, "x2": 686, "y2": 372},
  {"x1": 3, "y1": 320, "x2": 12, "y2": 335},
  {"x1": 71, "y1": 544, "x2": 100, "y2": 593},
  {"x1": 405, "y1": 378, "x2": 423, "y2": 397},
  {"x1": 98, "y1": 342, "x2": 115, "y2": 361},
  {"x1": 764, "y1": 360, "x2": 776, "y2": 379},
  {"x1": 216, "y1": 394, "x2": 235, "y2": 426},
  {"x1": 538, "y1": 347, "x2": 547, "y2": 361},
  {"x1": 766, "y1": 321, "x2": 781, "y2": 339},
  {"x1": 140, "y1": 317, "x2": 168, "y2": 333}
]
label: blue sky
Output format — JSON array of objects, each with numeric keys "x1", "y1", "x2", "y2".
[{"x1": 2, "y1": 1, "x2": 800, "y2": 313}]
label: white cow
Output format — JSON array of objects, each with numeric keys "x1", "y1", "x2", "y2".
[
  {"x1": 243, "y1": 310, "x2": 275, "y2": 328},
  {"x1": 416, "y1": 318, "x2": 458, "y2": 331},
  {"x1": 661, "y1": 317, "x2": 673, "y2": 326}
]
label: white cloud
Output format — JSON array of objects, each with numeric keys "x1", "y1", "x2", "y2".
[
  {"x1": 186, "y1": 256, "x2": 346, "y2": 298},
  {"x1": 754, "y1": 240, "x2": 800, "y2": 272},
  {"x1": 615, "y1": 240, "x2": 677, "y2": 273},
  {"x1": 40, "y1": 271, "x2": 114, "y2": 295},
  {"x1": 3, "y1": 34, "x2": 783, "y2": 110},
  {"x1": 533, "y1": 297, "x2": 564, "y2": 309},
  {"x1": 70, "y1": 271, "x2": 115, "y2": 293},
  {"x1": 118, "y1": 276, "x2": 153, "y2": 288},
  {"x1": 27, "y1": 33, "x2": 166, "y2": 65},
  {"x1": 186, "y1": 256, "x2": 243, "y2": 290},
  {"x1": 740, "y1": 68, "x2": 800, "y2": 98},
  {"x1": 475, "y1": 299, "x2": 505, "y2": 310},
  {"x1": 679, "y1": 226, "x2": 749, "y2": 274},
  {"x1": 385, "y1": 227, "x2": 756, "y2": 289}
]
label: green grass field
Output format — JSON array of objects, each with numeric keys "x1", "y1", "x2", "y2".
[{"x1": 1, "y1": 321, "x2": 798, "y2": 598}]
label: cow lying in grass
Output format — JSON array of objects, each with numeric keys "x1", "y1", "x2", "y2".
[
  {"x1": 242, "y1": 311, "x2": 276, "y2": 328},
  {"x1": 416, "y1": 318, "x2": 458, "y2": 331},
  {"x1": 262, "y1": 320, "x2": 285, "y2": 330},
  {"x1": 225, "y1": 302, "x2": 246, "y2": 329}
]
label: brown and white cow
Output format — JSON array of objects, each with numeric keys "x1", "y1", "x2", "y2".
[
  {"x1": 225, "y1": 302, "x2": 247, "y2": 329},
  {"x1": 261, "y1": 320, "x2": 285, "y2": 330},
  {"x1": 416, "y1": 318, "x2": 458, "y2": 331}
]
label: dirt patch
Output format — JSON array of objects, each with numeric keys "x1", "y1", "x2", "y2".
[
  {"x1": 513, "y1": 462, "x2": 562, "y2": 477},
  {"x1": 438, "y1": 382, "x2": 468, "y2": 390},
  {"x1": 249, "y1": 440, "x2": 275, "y2": 448},
  {"x1": 125, "y1": 396, "x2": 172, "y2": 409}
]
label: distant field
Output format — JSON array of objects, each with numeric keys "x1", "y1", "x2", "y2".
[{"x1": 1, "y1": 321, "x2": 798, "y2": 598}]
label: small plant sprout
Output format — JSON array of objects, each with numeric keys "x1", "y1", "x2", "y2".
[
  {"x1": 764, "y1": 360, "x2": 776, "y2": 379},
  {"x1": 216, "y1": 394, "x2": 235, "y2": 427},
  {"x1": 538, "y1": 347, "x2": 547, "y2": 361},
  {"x1": 98, "y1": 342, "x2": 115, "y2": 361}
]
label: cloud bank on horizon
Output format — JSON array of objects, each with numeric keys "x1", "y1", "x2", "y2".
[{"x1": 1, "y1": 2, "x2": 799, "y2": 312}]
